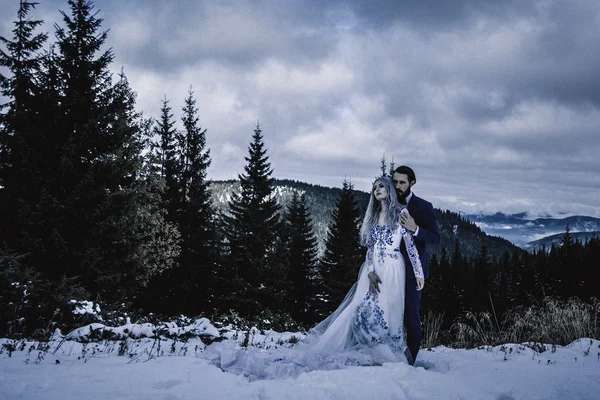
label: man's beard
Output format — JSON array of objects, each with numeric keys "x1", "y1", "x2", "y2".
[{"x1": 396, "y1": 189, "x2": 410, "y2": 205}]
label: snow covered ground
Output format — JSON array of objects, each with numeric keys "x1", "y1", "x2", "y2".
[{"x1": 1, "y1": 320, "x2": 599, "y2": 400}]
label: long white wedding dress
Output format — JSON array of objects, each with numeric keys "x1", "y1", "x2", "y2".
[{"x1": 203, "y1": 220, "x2": 424, "y2": 381}]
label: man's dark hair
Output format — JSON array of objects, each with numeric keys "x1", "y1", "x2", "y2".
[{"x1": 394, "y1": 165, "x2": 416, "y2": 184}]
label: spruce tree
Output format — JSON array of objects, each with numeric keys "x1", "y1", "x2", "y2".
[
  {"x1": 286, "y1": 192, "x2": 319, "y2": 325},
  {"x1": 170, "y1": 88, "x2": 215, "y2": 315},
  {"x1": 388, "y1": 159, "x2": 396, "y2": 178},
  {"x1": 221, "y1": 123, "x2": 282, "y2": 315},
  {"x1": 0, "y1": 0, "x2": 182, "y2": 314},
  {"x1": 451, "y1": 239, "x2": 468, "y2": 311},
  {"x1": 153, "y1": 96, "x2": 181, "y2": 223},
  {"x1": 379, "y1": 154, "x2": 387, "y2": 177},
  {"x1": 497, "y1": 250, "x2": 511, "y2": 314},
  {"x1": 557, "y1": 224, "x2": 580, "y2": 298},
  {"x1": 24, "y1": 0, "x2": 179, "y2": 300},
  {"x1": 531, "y1": 247, "x2": 549, "y2": 299},
  {"x1": 35, "y1": 0, "x2": 115, "y2": 286},
  {"x1": 319, "y1": 179, "x2": 364, "y2": 315},
  {"x1": 422, "y1": 253, "x2": 440, "y2": 313},
  {"x1": 508, "y1": 248, "x2": 523, "y2": 306},
  {"x1": 86, "y1": 72, "x2": 180, "y2": 300},
  {"x1": 583, "y1": 235, "x2": 600, "y2": 298},
  {"x1": 0, "y1": 0, "x2": 48, "y2": 250},
  {"x1": 472, "y1": 245, "x2": 492, "y2": 312},
  {"x1": 440, "y1": 246, "x2": 459, "y2": 321}
]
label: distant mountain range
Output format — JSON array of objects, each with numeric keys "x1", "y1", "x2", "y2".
[
  {"x1": 521, "y1": 231, "x2": 600, "y2": 252},
  {"x1": 210, "y1": 180, "x2": 599, "y2": 254},
  {"x1": 463, "y1": 213, "x2": 600, "y2": 248},
  {"x1": 210, "y1": 179, "x2": 522, "y2": 261}
]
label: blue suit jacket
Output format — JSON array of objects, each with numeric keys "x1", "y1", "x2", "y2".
[{"x1": 401, "y1": 194, "x2": 440, "y2": 279}]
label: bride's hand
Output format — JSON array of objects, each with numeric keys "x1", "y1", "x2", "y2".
[
  {"x1": 368, "y1": 271, "x2": 382, "y2": 294},
  {"x1": 416, "y1": 277, "x2": 425, "y2": 291},
  {"x1": 400, "y1": 209, "x2": 417, "y2": 233}
]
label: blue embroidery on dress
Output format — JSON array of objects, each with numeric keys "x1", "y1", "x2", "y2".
[
  {"x1": 352, "y1": 291, "x2": 404, "y2": 352},
  {"x1": 352, "y1": 291, "x2": 388, "y2": 345},
  {"x1": 352, "y1": 215, "x2": 422, "y2": 355},
  {"x1": 367, "y1": 221, "x2": 423, "y2": 279},
  {"x1": 369, "y1": 225, "x2": 396, "y2": 264}
]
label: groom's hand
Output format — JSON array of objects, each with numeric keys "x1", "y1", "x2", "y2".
[
  {"x1": 416, "y1": 277, "x2": 425, "y2": 291},
  {"x1": 368, "y1": 271, "x2": 382, "y2": 294},
  {"x1": 400, "y1": 211, "x2": 417, "y2": 233}
]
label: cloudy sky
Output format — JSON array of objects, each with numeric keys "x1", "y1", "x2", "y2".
[{"x1": 2, "y1": 0, "x2": 599, "y2": 217}]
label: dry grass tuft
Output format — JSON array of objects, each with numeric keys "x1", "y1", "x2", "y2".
[
  {"x1": 448, "y1": 297, "x2": 599, "y2": 348},
  {"x1": 421, "y1": 311, "x2": 444, "y2": 349},
  {"x1": 504, "y1": 297, "x2": 599, "y2": 346}
]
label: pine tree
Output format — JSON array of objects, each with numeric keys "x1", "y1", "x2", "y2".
[
  {"x1": 379, "y1": 154, "x2": 387, "y2": 177},
  {"x1": 378, "y1": 154, "x2": 395, "y2": 178},
  {"x1": 422, "y1": 253, "x2": 441, "y2": 313},
  {"x1": 32, "y1": 0, "x2": 115, "y2": 286},
  {"x1": 561, "y1": 224, "x2": 574, "y2": 250},
  {"x1": 319, "y1": 178, "x2": 364, "y2": 315},
  {"x1": 286, "y1": 192, "x2": 319, "y2": 325},
  {"x1": 497, "y1": 250, "x2": 511, "y2": 314},
  {"x1": 9, "y1": 45, "x2": 67, "y2": 290},
  {"x1": 434, "y1": 244, "x2": 460, "y2": 321},
  {"x1": 153, "y1": 96, "x2": 181, "y2": 223},
  {"x1": 18, "y1": 0, "x2": 180, "y2": 300},
  {"x1": 0, "y1": 0, "x2": 48, "y2": 250},
  {"x1": 472, "y1": 245, "x2": 492, "y2": 312},
  {"x1": 221, "y1": 123, "x2": 283, "y2": 315},
  {"x1": 169, "y1": 87, "x2": 215, "y2": 315},
  {"x1": 85, "y1": 72, "x2": 180, "y2": 300},
  {"x1": 388, "y1": 158, "x2": 396, "y2": 178},
  {"x1": 450, "y1": 239, "x2": 470, "y2": 312},
  {"x1": 0, "y1": 0, "x2": 183, "y2": 317},
  {"x1": 531, "y1": 246, "x2": 549, "y2": 299},
  {"x1": 559, "y1": 224, "x2": 584, "y2": 298},
  {"x1": 582, "y1": 235, "x2": 600, "y2": 298}
]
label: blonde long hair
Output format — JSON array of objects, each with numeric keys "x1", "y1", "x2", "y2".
[{"x1": 359, "y1": 176, "x2": 404, "y2": 246}]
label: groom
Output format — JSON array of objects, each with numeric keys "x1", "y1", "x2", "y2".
[{"x1": 393, "y1": 166, "x2": 440, "y2": 365}]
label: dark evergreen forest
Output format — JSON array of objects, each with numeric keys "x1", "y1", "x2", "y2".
[{"x1": 1, "y1": 0, "x2": 598, "y2": 339}]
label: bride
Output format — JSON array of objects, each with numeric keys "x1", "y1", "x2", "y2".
[{"x1": 204, "y1": 176, "x2": 424, "y2": 380}]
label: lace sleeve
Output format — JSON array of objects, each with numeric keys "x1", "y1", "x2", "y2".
[
  {"x1": 401, "y1": 226, "x2": 424, "y2": 279},
  {"x1": 366, "y1": 238, "x2": 375, "y2": 273}
]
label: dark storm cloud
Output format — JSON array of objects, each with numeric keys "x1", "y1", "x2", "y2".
[
  {"x1": 328, "y1": 0, "x2": 535, "y2": 29},
  {"x1": 101, "y1": 0, "x2": 339, "y2": 72},
  {"x1": 1, "y1": 0, "x2": 599, "y2": 217}
]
